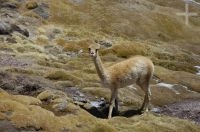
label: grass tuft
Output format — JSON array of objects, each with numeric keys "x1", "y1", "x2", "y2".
[{"x1": 45, "y1": 70, "x2": 83, "y2": 85}]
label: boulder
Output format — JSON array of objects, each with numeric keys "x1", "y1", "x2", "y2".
[{"x1": 0, "y1": 21, "x2": 29, "y2": 37}]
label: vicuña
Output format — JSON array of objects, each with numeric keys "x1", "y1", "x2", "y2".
[{"x1": 88, "y1": 43, "x2": 154, "y2": 119}]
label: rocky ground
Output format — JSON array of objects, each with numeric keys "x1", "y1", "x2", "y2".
[
  {"x1": 158, "y1": 99, "x2": 200, "y2": 125},
  {"x1": 0, "y1": 0, "x2": 200, "y2": 132}
]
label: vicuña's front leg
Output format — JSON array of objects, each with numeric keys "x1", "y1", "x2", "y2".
[
  {"x1": 108, "y1": 89, "x2": 118, "y2": 119},
  {"x1": 115, "y1": 96, "x2": 119, "y2": 114}
]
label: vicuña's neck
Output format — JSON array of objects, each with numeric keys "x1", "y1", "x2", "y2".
[{"x1": 93, "y1": 53, "x2": 107, "y2": 81}]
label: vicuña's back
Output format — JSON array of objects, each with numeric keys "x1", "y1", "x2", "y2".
[
  {"x1": 107, "y1": 56, "x2": 154, "y2": 88},
  {"x1": 88, "y1": 43, "x2": 154, "y2": 119}
]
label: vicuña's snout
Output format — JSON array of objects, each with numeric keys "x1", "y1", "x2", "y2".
[{"x1": 89, "y1": 51, "x2": 95, "y2": 57}]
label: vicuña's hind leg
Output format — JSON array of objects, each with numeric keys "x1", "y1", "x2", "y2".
[
  {"x1": 108, "y1": 89, "x2": 118, "y2": 119},
  {"x1": 139, "y1": 84, "x2": 150, "y2": 112}
]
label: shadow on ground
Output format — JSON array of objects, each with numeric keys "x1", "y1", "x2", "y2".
[{"x1": 82, "y1": 105, "x2": 143, "y2": 119}]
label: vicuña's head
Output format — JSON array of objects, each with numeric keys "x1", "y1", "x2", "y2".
[{"x1": 88, "y1": 44, "x2": 100, "y2": 57}]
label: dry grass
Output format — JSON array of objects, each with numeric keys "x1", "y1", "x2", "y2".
[
  {"x1": 108, "y1": 113, "x2": 200, "y2": 132},
  {"x1": 0, "y1": 89, "x2": 116, "y2": 131},
  {"x1": 111, "y1": 42, "x2": 150, "y2": 58},
  {"x1": 48, "y1": 0, "x2": 200, "y2": 43},
  {"x1": 63, "y1": 39, "x2": 93, "y2": 52},
  {"x1": 45, "y1": 70, "x2": 83, "y2": 85},
  {"x1": 154, "y1": 66, "x2": 200, "y2": 92},
  {"x1": 36, "y1": 35, "x2": 49, "y2": 45},
  {"x1": 83, "y1": 87, "x2": 110, "y2": 100},
  {"x1": 5, "y1": 68, "x2": 38, "y2": 75}
]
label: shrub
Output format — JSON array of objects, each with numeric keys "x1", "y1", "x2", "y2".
[
  {"x1": 26, "y1": 0, "x2": 38, "y2": 9},
  {"x1": 112, "y1": 43, "x2": 149, "y2": 58}
]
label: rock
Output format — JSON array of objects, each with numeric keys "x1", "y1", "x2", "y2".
[
  {"x1": 0, "y1": 83, "x2": 15, "y2": 90},
  {"x1": 19, "y1": 83, "x2": 41, "y2": 95},
  {"x1": 95, "y1": 40, "x2": 113, "y2": 47},
  {"x1": 0, "y1": 21, "x2": 12, "y2": 35},
  {"x1": 0, "y1": 120, "x2": 19, "y2": 132},
  {"x1": 33, "y1": 3, "x2": 49, "y2": 19},
  {"x1": 0, "y1": 21, "x2": 29, "y2": 37}
]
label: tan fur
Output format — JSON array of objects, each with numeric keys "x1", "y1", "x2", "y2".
[{"x1": 89, "y1": 44, "x2": 154, "y2": 119}]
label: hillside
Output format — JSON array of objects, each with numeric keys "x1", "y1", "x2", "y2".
[{"x1": 0, "y1": 0, "x2": 200, "y2": 131}]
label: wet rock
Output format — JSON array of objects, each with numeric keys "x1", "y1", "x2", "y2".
[
  {"x1": 90, "y1": 99, "x2": 106, "y2": 108},
  {"x1": 151, "y1": 107, "x2": 161, "y2": 113},
  {"x1": 194, "y1": 66, "x2": 200, "y2": 75}
]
